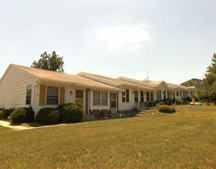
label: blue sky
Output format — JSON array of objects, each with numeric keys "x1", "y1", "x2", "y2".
[{"x1": 1, "y1": 0, "x2": 216, "y2": 84}]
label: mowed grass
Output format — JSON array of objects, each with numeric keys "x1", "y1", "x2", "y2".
[{"x1": 1, "y1": 105, "x2": 216, "y2": 169}]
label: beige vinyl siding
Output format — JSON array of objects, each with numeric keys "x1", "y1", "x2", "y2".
[{"x1": 0, "y1": 67, "x2": 37, "y2": 109}]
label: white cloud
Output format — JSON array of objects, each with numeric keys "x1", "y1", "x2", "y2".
[{"x1": 93, "y1": 25, "x2": 150, "y2": 50}]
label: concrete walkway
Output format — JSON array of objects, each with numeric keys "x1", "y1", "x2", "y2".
[{"x1": 0, "y1": 120, "x2": 32, "y2": 131}]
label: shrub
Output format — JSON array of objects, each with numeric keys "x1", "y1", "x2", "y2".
[
  {"x1": 8, "y1": 107, "x2": 35, "y2": 123},
  {"x1": 25, "y1": 107, "x2": 35, "y2": 122},
  {"x1": 36, "y1": 108, "x2": 60, "y2": 125},
  {"x1": 176, "y1": 99, "x2": 182, "y2": 105},
  {"x1": 2, "y1": 108, "x2": 15, "y2": 119},
  {"x1": 59, "y1": 104, "x2": 84, "y2": 123},
  {"x1": 154, "y1": 99, "x2": 172, "y2": 106},
  {"x1": 153, "y1": 101, "x2": 160, "y2": 107},
  {"x1": 0, "y1": 108, "x2": 5, "y2": 110},
  {"x1": 163, "y1": 99, "x2": 172, "y2": 105},
  {"x1": 9, "y1": 108, "x2": 27, "y2": 123},
  {"x1": 159, "y1": 102, "x2": 165, "y2": 105},
  {"x1": 0, "y1": 110, "x2": 4, "y2": 119},
  {"x1": 57, "y1": 103, "x2": 73, "y2": 110},
  {"x1": 156, "y1": 101, "x2": 165, "y2": 109},
  {"x1": 172, "y1": 99, "x2": 176, "y2": 104},
  {"x1": 159, "y1": 105, "x2": 176, "y2": 113},
  {"x1": 185, "y1": 97, "x2": 192, "y2": 102},
  {"x1": 130, "y1": 107, "x2": 140, "y2": 112}
]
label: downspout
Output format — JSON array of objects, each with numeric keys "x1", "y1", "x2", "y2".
[{"x1": 32, "y1": 79, "x2": 41, "y2": 118}]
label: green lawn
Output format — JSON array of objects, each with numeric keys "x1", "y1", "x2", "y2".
[{"x1": 1, "y1": 105, "x2": 216, "y2": 169}]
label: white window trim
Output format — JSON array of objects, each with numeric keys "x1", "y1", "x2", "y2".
[
  {"x1": 26, "y1": 85, "x2": 32, "y2": 105},
  {"x1": 93, "y1": 91, "x2": 108, "y2": 106},
  {"x1": 146, "y1": 92, "x2": 154, "y2": 102},
  {"x1": 46, "y1": 86, "x2": 59, "y2": 105}
]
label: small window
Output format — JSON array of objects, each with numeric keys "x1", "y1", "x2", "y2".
[
  {"x1": 26, "y1": 86, "x2": 32, "y2": 105},
  {"x1": 150, "y1": 92, "x2": 154, "y2": 102},
  {"x1": 122, "y1": 92, "x2": 126, "y2": 102},
  {"x1": 101, "y1": 92, "x2": 108, "y2": 105},
  {"x1": 47, "y1": 86, "x2": 59, "y2": 105},
  {"x1": 122, "y1": 89, "x2": 129, "y2": 103},
  {"x1": 134, "y1": 91, "x2": 138, "y2": 103},
  {"x1": 76, "y1": 90, "x2": 83, "y2": 98},
  {"x1": 176, "y1": 91, "x2": 180, "y2": 96},
  {"x1": 140, "y1": 91, "x2": 144, "y2": 102},
  {"x1": 93, "y1": 91, "x2": 100, "y2": 105},
  {"x1": 146, "y1": 92, "x2": 150, "y2": 101}
]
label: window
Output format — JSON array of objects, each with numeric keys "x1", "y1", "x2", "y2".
[
  {"x1": 93, "y1": 91, "x2": 108, "y2": 106},
  {"x1": 150, "y1": 92, "x2": 154, "y2": 101},
  {"x1": 93, "y1": 91, "x2": 100, "y2": 105},
  {"x1": 146, "y1": 92, "x2": 153, "y2": 102},
  {"x1": 101, "y1": 92, "x2": 108, "y2": 105},
  {"x1": 26, "y1": 86, "x2": 32, "y2": 105},
  {"x1": 76, "y1": 90, "x2": 83, "y2": 98},
  {"x1": 164, "y1": 90, "x2": 166, "y2": 99},
  {"x1": 122, "y1": 89, "x2": 129, "y2": 102},
  {"x1": 146, "y1": 92, "x2": 150, "y2": 101},
  {"x1": 140, "y1": 91, "x2": 144, "y2": 103},
  {"x1": 47, "y1": 86, "x2": 59, "y2": 105},
  {"x1": 176, "y1": 91, "x2": 180, "y2": 96},
  {"x1": 111, "y1": 93, "x2": 117, "y2": 108},
  {"x1": 167, "y1": 91, "x2": 170, "y2": 99},
  {"x1": 134, "y1": 91, "x2": 138, "y2": 103}
]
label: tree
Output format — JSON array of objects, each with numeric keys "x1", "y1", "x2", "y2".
[
  {"x1": 198, "y1": 53, "x2": 216, "y2": 103},
  {"x1": 182, "y1": 80, "x2": 197, "y2": 87},
  {"x1": 31, "y1": 51, "x2": 64, "y2": 72}
]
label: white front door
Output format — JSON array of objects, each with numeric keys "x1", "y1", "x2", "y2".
[{"x1": 111, "y1": 93, "x2": 117, "y2": 113}]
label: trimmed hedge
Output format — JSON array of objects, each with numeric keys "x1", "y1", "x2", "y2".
[
  {"x1": 1, "y1": 108, "x2": 15, "y2": 119},
  {"x1": 163, "y1": 99, "x2": 172, "y2": 105},
  {"x1": 8, "y1": 107, "x2": 35, "y2": 124},
  {"x1": 154, "y1": 99, "x2": 172, "y2": 106},
  {"x1": 159, "y1": 102, "x2": 165, "y2": 105},
  {"x1": 59, "y1": 104, "x2": 84, "y2": 123},
  {"x1": 156, "y1": 101, "x2": 165, "y2": 108},
  {"x1": 57, "y1": 103, "x2": 73, "y2": 110},
  {"x1": 176, "y1": 99, "x2": 182, "y2": 105},
  {"x1": 25, "y1": 107, "x2": 35, "y2": 122},
  {"x1": 36, "y1": 108, "x2": 60, "y2": 125},
  {"x1": 159, "y1": 105, "x2": 176, "y2": 113}
]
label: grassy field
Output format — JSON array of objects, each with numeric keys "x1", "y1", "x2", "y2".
[{"x1": 1, "y1": 105, "x2": 216, "y2": 169}]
